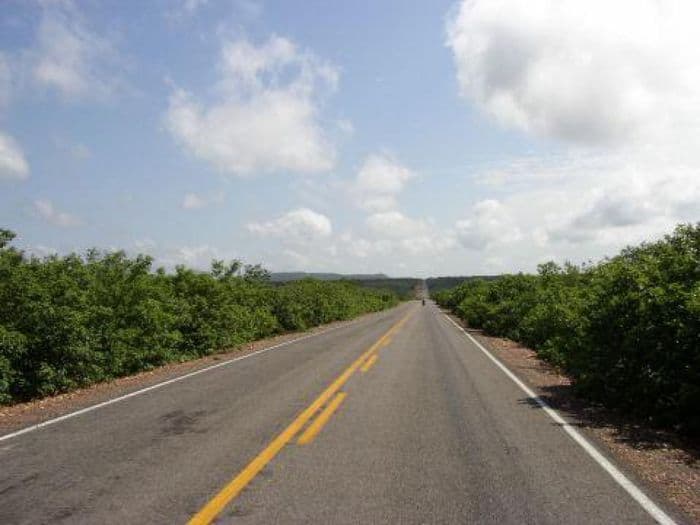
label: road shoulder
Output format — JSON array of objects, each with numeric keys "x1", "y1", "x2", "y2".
[
  {"x1": 442, "y1": 310, "x2": 699, "y2": 524},
  {"x1": 0, "y1": 308, "x2": 397, "y2": 438}
]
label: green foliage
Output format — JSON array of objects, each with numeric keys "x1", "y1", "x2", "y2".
[
  {"x1": 0, "y1": 231, "x2": 397, "y2": 403},
  {"x1": 435, "y1": 224, "x2": 700, "y2": 436},
  {"x1": 349, "y1": 278, "x2": 421, "y2": 300},
  {"x1": 427, "y1": 275, "x2": 499, "y2": 295}
]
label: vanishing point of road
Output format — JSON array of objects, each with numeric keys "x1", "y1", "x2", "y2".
[{"x1": 0, "y1": 302, "x2": 684, "y2": 524}]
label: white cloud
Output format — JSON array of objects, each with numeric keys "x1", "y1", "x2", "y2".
[
  {"x1": 32, "y1": 1, "x2": 124, "y2": 100},
  {"x1": 354, "y1": 154, "x2": 414, "y2": 211},
  {"x1": 337, "y1": 232, "x2": 391, "y2": 259},
  {"x1": 181, "y1": 191, "x2": 224, "y2": 210},
  {"x1": 334, "y1": 230, "x2": 455, "y2": 264},
  {"x1": 366, "y1": 211, "x2": 427, "y2": 239},
  {"x1": 441, "y1": 0, "x2": 700, "y2": 273},
  {"x1": 33, "y1": 199, "x2": 81, "y2": 227},
  {"x1": 399, "y1": 235, "x2": 456, "y2": 256},
  {"x1": 0, "y1": 52, "x2": 28, "y2": 181},
  {"x1": 133, "y1": 238, "x2": 156, "y2": 251},
  {"x1": 181, "y1": 192, "x2": 206, "y2": 210},
  {"x1": 26, "y1": 244, "x2": 59, "y2": 258},
  {"x1": 455, "y1": 199, "x2": 522, "y2": 250},
  {"x1": 169, "y1": 245, "x2": 217, "y2": 266},
  {"x1": 363, "y1": 211, "x2": 456, "y2": 257},
  {"x1": 465, "y1": 151, "x2": 699, "y2": 258},
  {"x1": 125, "y1": 240, "x2": 227, "y2": 270},
  {"x1": 165, "y1": 35, "x2": 338, "y2": 176},
  {"x1": 247, "y1": 208, "x2": 332, "y2": 241},
  {"x1": 0, "y1": 132, "x2": 29, "y2": 180},
  {"x1": 446, "y1": 0, "x2": 700, "y2": 146},
  {"x1": 148, "y1": 244, "x2": 222, "y2": 269}
]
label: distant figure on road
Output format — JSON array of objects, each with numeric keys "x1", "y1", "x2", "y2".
[{"x1": 422, "y1": 299, "x2": 426, "y2": 306}]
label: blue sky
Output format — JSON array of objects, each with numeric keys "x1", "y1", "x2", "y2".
[{"x1": 1, "y1": 0, "x2": 698, "y2": 276}]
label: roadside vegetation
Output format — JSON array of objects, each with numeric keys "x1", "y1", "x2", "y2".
[
  {"x1": 433, "y1": 224, "x2": 700, "y2": 436},
  {"x1": 0, "y1": 229, "x2": 398, "y2": 404}
]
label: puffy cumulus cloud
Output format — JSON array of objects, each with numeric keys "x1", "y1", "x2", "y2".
[
  {"x1": 32, "y1": 0, "x2": 124, "y2": 100},
  {"x1": 0, "y1": 54, "x2": 29, "y2": 181},
  {"x1": 444, "y1": 0, "x2": 700, "y2": 271},
  {"x1": 247, "y1": 208, "x2": 332, "y2": 241},
  {"x1": 366, "y1": 211, "x2": 428, "y2": 239},
  {"x1": 337, "y1": 230, "x2": 454, "y2": 262},
  {"x1": 464, "y1": 151, "x2": 699, "y2": 261},
  {"x1": 33, "y1": 199, "x2": 81, "y2": 227},
  {"x1": 455, "y1": 199, "x2": 522, "y2": 250},
  {"x1": 446, "y1": 0, "x2": 700, "y2": 146},
  {"x1": 570, "y1": 195, "x2": 653, "y2": 231},
  {"x1": 165, "y1": 35, "x2": 338, "y2": 176},
  {"x1": 398, "y1": 235, "x2": 457, "y2": 256},
  {"x1": 337, "y1": 232, "x2": 391, "y2": 259},
  {"x1": 364, "y1": 211, "x2": 456, "y2": 257},
  {"x1": 541, "y1": 157, "x2": 698, "y2": 246},
  {"x1": 354, "y1": 154, "x2": 415, "y2": 211},
  {"x1": 0, "y1": 132, "x2": 29, "y2": 180}
]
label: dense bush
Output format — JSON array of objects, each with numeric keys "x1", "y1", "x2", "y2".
[
  {"x1": 0, "y1": 230, "x2": 397, "y2": 404},
  {"x1": 433, "y1": 224, "x2": 700, "y2": 436}
]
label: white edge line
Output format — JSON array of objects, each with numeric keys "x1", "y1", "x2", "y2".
[
  {"x1": 442, "y1": 312, "x2": 677, "y2": 525},
  {"x1": 0, "y1": 315, "x2": 372, "y2": 443}
]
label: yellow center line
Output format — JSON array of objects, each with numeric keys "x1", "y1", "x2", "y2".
[
  {"x1": 297, "y1": 392, "x2": 347, "y2": 445},
  {"x1": 360, "y1": 353, "x2": 379, "y2": 373},
  {"x1": 187, "y1": 308, "x2": 414, "y2": 525}
]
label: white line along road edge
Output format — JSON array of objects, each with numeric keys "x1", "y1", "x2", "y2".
[
  {"x1": 442, "y1": 313, "x2": 677, "y2": 525},
  {"x1": 0, "y1": 312, "x2": 382, "y2": 443}
]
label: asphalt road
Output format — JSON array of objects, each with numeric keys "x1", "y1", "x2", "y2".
[{"x1": 0, "y1": 302, "x2": 681, "y2": 524}]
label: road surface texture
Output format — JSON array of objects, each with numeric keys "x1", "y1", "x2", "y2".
[{"x1": 0, "y1": 302, "x2": 685, "y2": 524}]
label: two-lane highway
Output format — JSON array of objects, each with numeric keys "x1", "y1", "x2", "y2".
[{"x1": 0, "y1": 302, "x2": 681, "y2": 524}]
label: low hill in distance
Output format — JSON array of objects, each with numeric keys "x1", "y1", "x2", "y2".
[
  {"x1": 270, "y1": 272, "x2": 421, "y2": 300},
  {"x1": 271, "y1": 273, "x2": 505, "y2": 299},
  {"x1": 426, "y1": 275, "x2": 499, "y2": 294},
  {"x1": 270, "y1": 272, "x2": 389, "y2": 282},
  {"x1": 350, "y1": 278, "x2": 421, "y2": 299}
]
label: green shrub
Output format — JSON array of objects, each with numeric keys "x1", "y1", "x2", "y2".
[
  {"x1": 436, "y1": 224, "x2": 700, "y2": 436},
  {"x1": 0, "y1": 231, "x2": 398, "y2": 404}
]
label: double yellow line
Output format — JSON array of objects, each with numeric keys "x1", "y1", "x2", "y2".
[{"x1": 188, "y1": 309, "x2": 413, "y2": 525}]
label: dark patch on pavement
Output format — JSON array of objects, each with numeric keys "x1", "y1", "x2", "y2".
[{"x1": 159, "y1": 409, "x2": 208, "y2": 436}]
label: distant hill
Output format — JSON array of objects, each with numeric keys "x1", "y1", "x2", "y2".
[
  {"x1": 426, "y1": 275, "x2": 499, "y2": 294},
  {"x1": 271, "y1": 273, "x2": 501, "y2": 298},
  {"x1": 270, "y1": 272, "x2": 421, "y2": 299},
  {"x1": 270, "y1": 272, "x2": 389, "y2": 282},
  {"x1": 349, "y1": 277, "x2": 421, "y2": 299}
]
